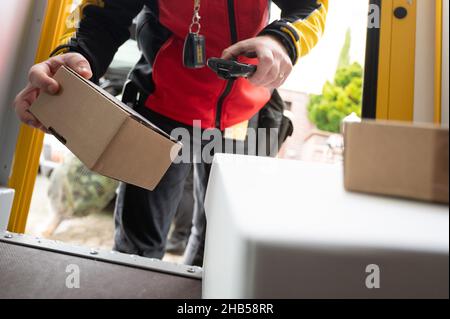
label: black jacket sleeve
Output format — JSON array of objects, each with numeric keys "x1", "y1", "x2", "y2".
[
  {"x1": 51, "y1": 0, "x2": 145, "y2": 82},
  {"x1": 260, "y1": 0, "x2": 328, "y2": 65}
]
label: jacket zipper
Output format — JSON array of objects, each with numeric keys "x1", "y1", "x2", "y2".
[{"x1": 215, "y1": 0, "x2": 238, "y2": 129}]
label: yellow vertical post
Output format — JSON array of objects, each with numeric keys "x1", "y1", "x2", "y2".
[
  {"x1": 376, "y1": 0, "x2": 394, "y2": 120},
  {"x1": 376, "y1": 0, "x2": 417, "y2": 121},
  {"x1": 434, "y1": 0, "x2": 443, "y2": 124},
  {"x1": 8, "y1": 0, "x2": 73, "y2": 233}
]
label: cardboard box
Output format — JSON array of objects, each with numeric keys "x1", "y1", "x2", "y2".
[
  {"x1": 344, "y1": 120, "x2": 449, "y2": 204},
  {"x1": 30, "y1": 66, "x2": 182, "y2": 191}
]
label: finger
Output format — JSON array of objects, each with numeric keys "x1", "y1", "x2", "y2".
[
  {"x1": 221, "y1": 39, "x2": 255, "y2": 60},
  {"x1": 14, "y1": 84, "x2": 40, "y2": 116},
  {"x1": 259, "y1": 57, "x2": 281, "y2": 88},
  {"x1": 38, "y1": 124, "x2": 50, "y2": 134},
  {"x1": 15, "y1": 99, "x2": 41, "y2": 128},
  {"x1": 248, "y1": 49, "x2": 274, "y2": 86},
  {"x1": 29, "y1": 53, "x2": 93, "y2": 95},
  {"x1": 61, "y1": 53, "x2": 93, "y2": 79},
  {"x1": 47, "y1": 53, "x2": 92, "y2": 76},
  {"x1": 15, "y1": 83, "x2": 39, "y2": 104},
  {"x1": 269, "y1": 56, "x2": 293, "y2": 89},
  {"x1": 14, "y1": 84, "x2": 40, "y2": 125},
  {"x1": 28, "y1": 63, "x2": 60, "y2": 95}
]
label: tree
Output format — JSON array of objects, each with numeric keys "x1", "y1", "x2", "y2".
[{"x1": 307, "y1": 29, "x2": 363, "y2": 133}]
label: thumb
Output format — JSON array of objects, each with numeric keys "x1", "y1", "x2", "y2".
[
  {"x1": 221, "y1": 48, "x2": 235, "y2": 60},
  {"x1": 221, "y1": 42, "x2": 246, "y2": 60},
  {"x1": 221, "y1": 40, "x2": 256, "y2": 60},
  {"x1": 62, "y1": 53, "x2": 93, "y2": 80}
]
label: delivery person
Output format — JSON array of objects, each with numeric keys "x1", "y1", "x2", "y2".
[{"x1": 14, "y1": 0, "x2": 328, "y2": 266}]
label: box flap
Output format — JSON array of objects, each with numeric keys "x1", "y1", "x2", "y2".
[{"x1": 93, "y1": 117, "x2": 182, "y2": 190}]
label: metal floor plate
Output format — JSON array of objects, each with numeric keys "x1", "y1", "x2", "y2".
[{"x1": 0, "y1": 233, "x2": 202, "y2": 299}]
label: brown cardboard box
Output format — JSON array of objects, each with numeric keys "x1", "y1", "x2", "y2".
[
  {"x1": 344, "y1": 120, "x2": 449, "y2": 204},
  {"x1": 30, "y1": 66, "x2": 182, "y2": 191}
]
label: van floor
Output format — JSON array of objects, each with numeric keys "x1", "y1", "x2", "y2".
[{"x1": 0, "y1": 239, "x2": 201, "y2": 299}]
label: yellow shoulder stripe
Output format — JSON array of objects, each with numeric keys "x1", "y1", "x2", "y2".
[{"x1": 291, "y1": 0, "x2": 328, "y2": 59}]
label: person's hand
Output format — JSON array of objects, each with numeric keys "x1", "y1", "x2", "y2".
[
  {"x1": 14, "y1": 53, "x2": 93, "y2": 132},
  {"x1": 221, "y1": 35, "x2": 293, "y2": 89}
]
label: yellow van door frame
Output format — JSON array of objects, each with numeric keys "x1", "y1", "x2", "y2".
[
  {"x1": 363, "y1": 0, "x2": 417, "y2": 121},
  {"x1": 441, "y1": 0, "x2": 449, "y2": 125},
  {"x1": 363, "y1": 0, "x2": 443, "y2": 123},
  {"x1": 8, "y1": 0, "x2": 74, "y2": 233},
  {"x1": 434, "y1": 0, "x2": 443, "y2": 124},
  {"x1": 378, "y1": 0, "x2": 417, "y2": 121}
]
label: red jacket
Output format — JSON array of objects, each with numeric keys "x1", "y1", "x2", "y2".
[{"x1": 53, "y1": 0, "x2": 328, "y2": 129}]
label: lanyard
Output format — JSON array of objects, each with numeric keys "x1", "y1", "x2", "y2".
[{"x1": 190, "y1": 0, "x2": 202, "y2": 34}]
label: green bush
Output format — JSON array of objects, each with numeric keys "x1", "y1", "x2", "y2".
[
  {"x1": 307, "y1": 62, "x2": 363, "y2": 133},
  {"x1": 307, "y1": 29, "x2": 363, "y2": 133}
]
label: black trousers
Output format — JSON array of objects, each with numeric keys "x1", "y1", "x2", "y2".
[
  {"x1": 168, "y1": 168, "x2": 194, "y2": 245},
  {"x1": 113, "y1": 105, "x2": 258, "y2": 266}
]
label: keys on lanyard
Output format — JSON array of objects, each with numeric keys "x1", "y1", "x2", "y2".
[{"x1": 183, "y1": 0, "x2": 206, "y2": 68}]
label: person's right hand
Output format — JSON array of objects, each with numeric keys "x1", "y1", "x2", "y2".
[{"x1": 14, "y1": 53, "x2": 93, "y2": 132}]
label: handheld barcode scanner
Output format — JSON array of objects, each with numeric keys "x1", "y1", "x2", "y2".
[{"x1": 207, "y1": 58, "x2": 257, "y2": 80}]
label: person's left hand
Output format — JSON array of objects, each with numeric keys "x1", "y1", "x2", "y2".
[{"x1": 221, "y1": 35, "x2": 293, "y2": 89}]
